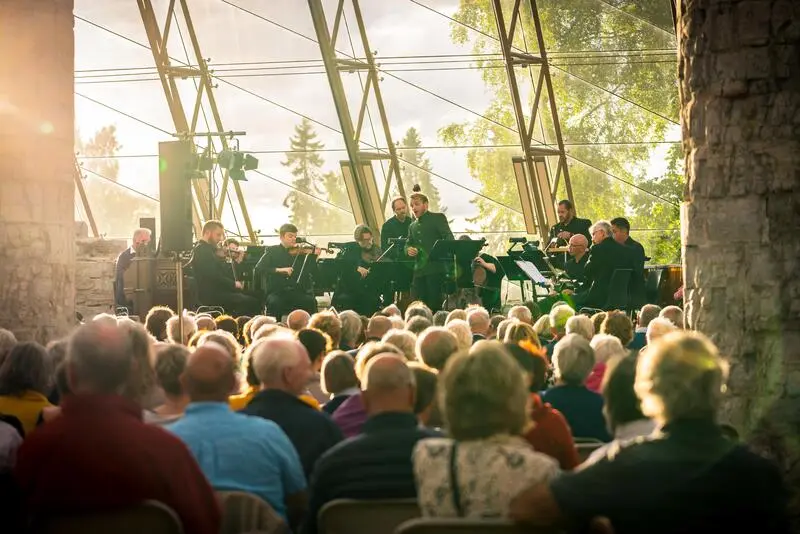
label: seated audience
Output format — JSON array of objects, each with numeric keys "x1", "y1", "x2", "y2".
[
  {"x1": 541, "y1": 335, "x2": 611, "y2": 442},
  {"x1": 168, "y1": 344, "x2": 306, "y2": 526},
  {"x1": 408, "y1": 362, "x2": 440, "y2": 428},
  {"x1": 488, "y1": 314, "x2": 505, "y2": 339},
  {"x1": 659, "y1": 305, "x2": 685, "y2": 328},
  {"x1": 116, "y1": 319, "x2": 161, "y2": 410},
  {"x1": 0, "y1": 328, "x2": 17, "y2": 365},
  {"x1": 147, "y1": 344, "x2": 190, "y2": 425},
  {"x1": 630, "y1": 304, "x2": 660, "y2": 350},
  {"x1": 432, "y1": 310, "x2": 449, "y2": 327},
  {"x1": 584, "y1": 355, "x2": 656, "y2": 465},
  {"x1": 586, "y1": 334, "x2": 626, "y2": 393},
  {"x1": 405, "y1": 302, "x2": 433, "y2": 324},
  {"x1": 466, "y1": 307, "x2": 491, "y2": 343},
  {"x1": 413, "y1": 342, "x2": 558, "y2": 518},
  {"x1": 332, "y1": 341, "x2": 404, "y2": 437},
  {"x1": 496, "y1": 318, "x2": 516, "y2": 341},
  {"x1": 0, "y1": 420, "x2": 22, "y2": 472},
  {"x1": 565, "y1": 314, "x2": 593, "y2": 341},
  {"x1": 297, "y1": 328, "x2": 333, "y2": 404},
  {"x1": 305, "y1": 355, "x2": 438, "y2": 534},
  {"x1": 646, "y1": 317, "x2": 678, "y2": 347},
  {"x1": 44, "y1": 339, "x2": 68, "y2": 406},
  {"x1": 338, "y1": 310, "x2": 363, "y2": 352},
  {"x1": 195, "y1": 314, "x2": 217, "y2": 332},
  {"x1": 234, "y1": 315, "x2": 251, "y2": 345},
  {"x1": 320, "y1": 351, "x2": 359, "y2": 415},
  {"x1": 504, "y1": 321, "x2": 541, "y2": 347},
  {"x1": 241, "y1": 336, "x2": 343, "y2": 478},
  {"x1": 406, "y1": 316, "x2": 432, "y2": 336},
  {"x1": 214, "y1": 314, "x2": 239, "y2": 338},
  {"x1": 600, "y1": 310, "x2": 634, "y2": 348},
  {"x1": 144, "y1": 305, "x2": 175, "y2": 341},
  {"x1": 364, "y1": 315, "x2": 392, "y2": 344},
  {"x1": 309, "y1": 311, "x2": 343, "y2": 350},
  {"x1": 546, "y1": 305, "x2": 576, "y2": 356},
  {"x1": 445, "y1": 319, "x2": 472, "y2": 351},
  {"x1": 510, "y1": 332, "x2": 789, "y2": 533},
  {"x1": 445, "y1": 309, "x2": 467, "y2": 325},
  {"x1": 506, "y1": 343, "x2": 580, "y2": 470},
  {"x1": 382, "y1": 329, "x2": 417, "y2": 361},
  {"x1": 287, "y1": 309, "x2": 311, "y2": 331},
  {"x1": 507, "y1": 305, "x2": 533, "y2": 324},
  {"x1": 590, "y1": 312, "x2": 607, "y2": 336},
  {"x1": 14, "y1": 321, "x2": 220, "y2": 534},
  {"x1": 166, "y1": 312, "x2": 196, "y2": 346},
  {"x1": 0, "y1": 342, "x2": 53, "y2": 434},
  {"x1": 416, "y1": 327, "x2": 459, "y2": 371}
]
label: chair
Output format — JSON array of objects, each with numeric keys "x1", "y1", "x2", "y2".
[
  {"x1": 602, "y1": 269, "x2": 632, "y2": 311},
  {"x1": 395, "y1": 518, "x2": 559, "y2": 534},
  {"x1": 644, "y1": 269, "x2": 663, "y2": 305},
  {"x1": 216, "y1": 491, "x2": 288, "y2": 534},
  {"x1": 320, "y1": 499, "x2": 421, "y2": 534},
  {"x1": 35, "y1": 500, "x2": 182, "y2": 534}
]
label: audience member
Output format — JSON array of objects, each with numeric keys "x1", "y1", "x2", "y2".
[
  {"x1": 148, "y1": 344, "x2": 190, "y2": 425},
  {"x1": 496, "y1": 318, "x2": 516, "y2": 342},
  {"x1": 406, "y1": 316, "x2": 432, "y2": 336},
  {"x1": 144, "y1": 306, "x2": 175, "y2": 342},
  {"x1": 166, "y1": 312, "x2": 196, "y2": 346},
  {"x1": 600, "y1": 311, "x2": 634, "y2": 347},
  {"x1": 338, "y1": 310, "x2": 363, "y2": 352},
  {"x1": 0, "y1": 342, "x2": 53, "y2": 434},
  {"x1": 241, "y1": 336, "x2": 343, "y2": 477},
  {"x1": 445, "y1": 319, "x2": 472, "y2": 351},
  {"x1": 416, "y1": 327, "x2": 459, "y2": 371},
  {"x1": 195, "y1": 314, "x2": 217, "y2": 332},
  {"x1": 546, "y1": 305, "x2": 576, "y2": 355},
  {"x1": 466, "y1": 307, "x2": 491, "y2": 343},
  {"x1": 405, "y1": 302, "x2": 433, "y2": 324},
  {"x1": 14, "y1": 321, "x2": 220, "y2": 534},
  {"x1": 381, "y1": 329, "x2": 417, "y2": 361},
  {"x1": 287, "y1": 310, "x2": 311, "y2": 331},
  {"x1": 305, "y1": 355, "x2": 437, "y2": 534},
  {"x1": 168, "y1": 344, "x2": 307, "y2": 526},
  {"x1": 297, "y1": 328, "x2": 332, "y2": 404},
  {"x1": 320, "y1": 351, "x2": 359, "y2": 415},
  {"x1": 507, "y1": 305, "x2": 533, "y2": 325},
  {"x1": 364, "y1": 315, "x2": 392, "y2": 343},
  {"x1": 488, "y1": 314, "x2": 505, "y2": 340},
  {"x1": 646, "y1": 317, "x2": 677, "y2": 346},
  {"x1": 214, "y1": 314, "x2": 239, "y2": 338},
  {"x1": 310, "y1": 311, "x2": 343, "y2": 349},
  {"x1": 0, "y1": 420, "x2": 21, "y2": 472},
  {"x1": 510, "y1": 332, "x2": 788, "y2": 533},
  {"x1": 408, "y1": 362, "x2": 440, "y2": 428},
  {"x1": 565, "y1": 315, "x2": 593, "y2": 341},
  {"x1": 541, "y1": 335, "x2": 610, "y2": 442},
  {"x1": 504, "y1": 321, "x2": 541, "y2": 347},
  {"x1": 432, "y1": 310, "x2": 449, "y2": 327},
  {"x1": 630, "y1": 304, "x2": 660, "y2": 350},
  {"x1": 445, "y1": 309, "x2": 466, "y2": 325},
  {"x1": 586, "y1": 334, "x2": 626, "y2": 393},
  {"x1": 659, "y1": 305, "x2": 685, "y2": 329},
  {"x1": 0, "y1": 328, "x2": 17, "y2": 366},
  {"x1": 590, "y1": 312, "x2": 607, "y2": 336},
  {"x1": 234, "y1": 315, "x2": 251, "y2": 345},
  {"x1": 117, "y1": 319, "x2": 161, "y2": 409},
  {"x1": 414, "y1": 342, "x2": 558, "y2": 518}
]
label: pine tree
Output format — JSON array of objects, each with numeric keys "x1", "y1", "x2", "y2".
[
  {"x1": 320, "y1": 171, "x2": 354, "y2": 236},
  {"x1": 282, "y1": 119, "x2": 326, "y2": 233},
  {"x1": 399, "y1": 127, "x2": 444, "y2": 213}
]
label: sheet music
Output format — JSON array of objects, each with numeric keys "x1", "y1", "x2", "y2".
[{"x1": 515, "y1": 260, "x2": 549, "y2": 285}]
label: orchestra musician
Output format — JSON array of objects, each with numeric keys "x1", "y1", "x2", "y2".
[
  {"x1": 405, "y1": 185, "x2": 454, "y2": 312},
  {"x1": 611, "y1": 216, "x2": 647, "y2": 307},
  {"x1": 188, "y1": 220, "x2": 261, "y2": 316},
  {"x1": 571, "y1": 220, "x2": 633, "y2": 309},
  {"x1": 220, "y1": 237, "x2": 246, "y2": 280},
  {"x1": 114, "y1": 227, "x2": 152, "y2": 308},
  {"x1": 254, "y1": 223, "x2": 318, "y2": 319},
  {"x1": 380, "y1": 197, "x2": 412, "y2": 257},
  {"x1": 462, "y1": 235, "x2": 504, "y2": 312},
  {"x1": 564, "y1": 234, "x2": 590, "y2": 288},
  {"x1": 331, "y1": 225, "x2": 383, "y2": 316},
  {"x1": 549, "y1": 199, "x2": 592, "y2": 246}
]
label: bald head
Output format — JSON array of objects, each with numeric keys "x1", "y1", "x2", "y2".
[
  {"x1": 287, "y1": 309, "x2": 311, "y2": 331},
  {"x1": 361, "y1": 354, "x2": 416, "y2": 416},
  {"x1": 252, "y1": 336, "x2": 312, "y2": 395},
  {"x1": 366, "y1": 315, "x2": 392, "y2": 341},
  {"x1": 182, "y1": 343, "x2": 235, "y2": 402},
  {"x1": 67, "y1": 321, "x2": 133, "y2": 394},
  {"x1": 416, "y1": 327, "x2": 459, "y2": 371},
  {"x1": 568, "y1": 234, "x2": 588, "y2": 248}
]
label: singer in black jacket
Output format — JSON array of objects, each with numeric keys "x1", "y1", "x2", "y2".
[{"x1": 254, "y1": 223, "x2": 317, "y2": 319}]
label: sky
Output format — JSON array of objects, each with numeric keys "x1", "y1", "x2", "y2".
[{"x1": 73, "y1": 0, "x2": 679, "y2": 241}]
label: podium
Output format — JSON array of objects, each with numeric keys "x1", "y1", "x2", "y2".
[{"x1": 122, "y1": 257, "x2": 194, "y2": 316}]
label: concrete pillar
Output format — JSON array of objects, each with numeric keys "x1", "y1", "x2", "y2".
[{"x1": 0, "y1": 0, "x2": 76, "y2": 341}]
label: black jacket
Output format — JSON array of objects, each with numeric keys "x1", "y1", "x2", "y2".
[
  {"x1": 549, "y1": 217, "x2": 592, "y2": 246},
  {"x1": 582, "y1": 237, "x2": 634, "y2": 308},
  {"x1": 188, "y1": 241, "x2": 235, "y2": 303},
  {"x1": 255, "y1": 244, "x2": 295, "y2": 295},
  {"x1": 624, "y1": 236, "x2": 647, "y2": 307},
  {"x1": 405, "y1": 211, "x2": 454, "y2": 276},
  {"x1": 380, "y1": 216, "x2": 412, "y2": 256}
]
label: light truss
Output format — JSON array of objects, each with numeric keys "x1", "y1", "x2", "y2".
[
  {"x1": 491, "y1": 0, "x2": 574, "y2": 240},
  {"x1": 136, "y1": 0, "x2": 256, "y2": 242},
  {"x1": 74, "y1": 155, "x2": 99, "y2": 238},
  {"x1": 308, "y1": 0, "x2": 406, "y2": 238}
]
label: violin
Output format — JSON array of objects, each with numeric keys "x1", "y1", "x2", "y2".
[{"x1": 287, "y1": 243, "x2": 333, "y2": 256}]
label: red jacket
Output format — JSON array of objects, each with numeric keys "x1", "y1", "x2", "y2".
[{"x1": 523, "y1": 394, "x2": 580, "y2": 470}]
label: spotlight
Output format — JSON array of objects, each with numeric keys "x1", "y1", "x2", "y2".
[{"x1": 217, "y1": 149, "x2": 258, "y2": 181}]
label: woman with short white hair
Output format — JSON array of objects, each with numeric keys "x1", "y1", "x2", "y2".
[
  {"x1": 414, "y1": 342, "x2": 558, "y2": 518},
  {"x1": 445, "y1": 319, "x2": 472, "y2": 351},
  {"x1": 585, "y1": 334, "x2": 626, "y2": 392},
  {"x1": 565, "y1": 314, "x2": 593, "y2": 341},
  {"x1": 541, "y1": 334, "x2": 610, "y2": 441}
]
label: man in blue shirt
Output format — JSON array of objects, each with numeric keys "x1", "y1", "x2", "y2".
[
  {"x1": 168, "y1": 344, "x2": 307, "y2": 528},
  {"x1": 304, "y1": 354, "x2": 439, "y2": 534}
]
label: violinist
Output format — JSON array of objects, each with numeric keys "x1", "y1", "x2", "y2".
[
  {"x1": 188, "y1": 220, "x2": 262, "y2": 316},
  {"x1": 219, "y1": 237, "x2": 246, "y2": 279},
  {"x1": 254, "y1": 223, "x2": 317, "y2": 318},
  {"x1": 332, "y1": 225, "x2": 383, "y2": 316}
]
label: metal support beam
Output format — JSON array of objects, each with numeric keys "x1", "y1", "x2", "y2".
[
  {"x1": 308, "y1": 0, "x2": 406, "y2": 239},
  {"x1": 136, "y1": 0, "x2": 257, "y2": 243},
  {"x1": 491, "y1": 0, "x2": 574, "y2": 242},
  {"x1": 73, "y1": 156, "x2": 99, "y2": 238}
]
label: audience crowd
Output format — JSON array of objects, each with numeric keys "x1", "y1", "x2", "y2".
[{"x1": 0, "y1": 298, "x2": 790, "y2": 533}]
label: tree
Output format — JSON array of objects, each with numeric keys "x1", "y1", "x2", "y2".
[
  {"x1": 680, "y1": 0, "x2": 799, "y2": 523},
  {"x1": 320, "y1": 170, "x2": 355, "y2": 236},
  {"x1": 75, "y1": 125, "x2": 158, "y2": 238},
  {"x1": 443, "y1": 0, "x2": 681, "y2": 262},
  {"x1": 282, "y1": 118, "x2": 326, "y2": 234},
  {"x1": 399, "y1": 127, "x2": 445, "y2": 213}
]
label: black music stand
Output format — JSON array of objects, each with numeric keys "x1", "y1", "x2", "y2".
[
  {"x1": 430, "y1": 239, "x2": 485, "y2": 290},
  {"x1": 367, "y1": 261, "x2": 414, "y2": 294}
]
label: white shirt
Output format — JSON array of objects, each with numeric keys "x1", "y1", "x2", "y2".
[{"x1": 583, "y1": 418, "x2": 657, "y2": 466}]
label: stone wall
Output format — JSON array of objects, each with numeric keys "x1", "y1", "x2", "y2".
[{"x1": 75, "y1": 232, "x2": 126, "y2": 321}]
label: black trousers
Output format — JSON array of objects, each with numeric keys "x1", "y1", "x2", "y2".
[
  {"x1": 412, "y1": 272, "x2": 446, "y2": 312},
  {"x1": 265, "y1": 290, "x2": 317, "y2": 320},
  {"x1": 203, "y1": 291, "x2": 262, "y2": 317},
  {"x1": 332, "y1": 289, "x2": 381, "y2": 316}
]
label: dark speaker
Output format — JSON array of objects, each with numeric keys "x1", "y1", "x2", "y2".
[
  {"x1": 158, "y1": 141, "x2": 195, "y2": 253},
  {"x1": 138, "y1": 217, "x2": 156, "y2": 255}
]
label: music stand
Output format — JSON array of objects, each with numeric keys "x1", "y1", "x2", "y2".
[
  {"x1": 430, "y1": 239, "x2": 485, "y2": 289},
  {"x1": 366, "y1": 261, "x2": 413, "y2": 294}
]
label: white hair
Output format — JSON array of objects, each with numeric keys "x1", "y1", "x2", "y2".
[
  {"x1": 166, "y1": 312, "x2": 196, "y2": 346},
  {"x1": 251, "y1": 335, "x2": 303, "y2": 386},
  {"x1": 589, "y1": 220, "x2": 612, "y2": 238},
  {"x1": 381, "y1": 328, "x2": 417, "y2": 361},
  {"x1": 445, "y1": 319, "x2": 472, "y2": 351},
  {"x1": 659, "y1": 306, "x2": 685, "y2": 329},
  {"x1": 552, "y1": 333, "x2": 595, "y2": 385},
  {"x1": 565, "y1": 314, "x2": 593, "y2": 341},
  {"x1": 507, "y1": 305, "x2": 532, "y2": 324},
  {"x1": 389, "y1": 315, "x2": 406, "y2": 330},
  {"x1": 92, "y1": 313, "x2": 119, "y2": 328},
  {"x1": 549, "y1": 305, "x2": 576, "y2": 332},
  {"x1": 133, "y1": 227, "x2": 152, "y2": 241},
  {"x1": 647, "y1": 317, "x2": 678, "y2": 345},
  {"x1": 339, "y1": 310, "x2": 363, "y2": 346},
  {"x1": 533, "y1": 315, "x2": 551, "y2": 336},
  {"x1": 466, "y1": 306, "x2": 490, "y2": 334},
  {"x1": 590, "y1": 333, "x2": 626, "y2": 364}
]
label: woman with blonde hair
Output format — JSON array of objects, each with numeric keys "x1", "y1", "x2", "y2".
[
  {"x1": 503, "y1": 321, "x2": 541, "y2": 347},
  {"x1": 413, "y1": 342, "x2": 558, "y2": 518}
]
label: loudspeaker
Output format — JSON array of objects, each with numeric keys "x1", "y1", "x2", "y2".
[{"x1": 158, "y1": 141, "x2": 195, "y2": 253}]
